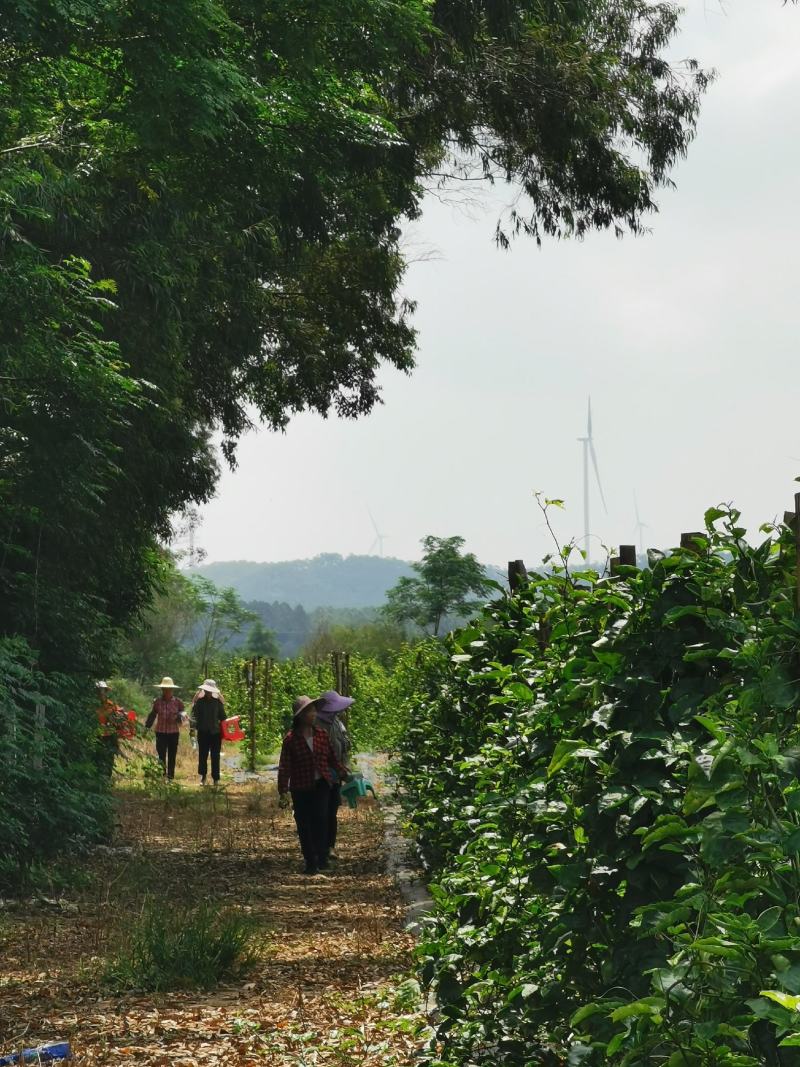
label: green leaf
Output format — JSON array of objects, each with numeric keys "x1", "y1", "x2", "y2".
[
  {"x1": 688, "y1": 938, "x2": 743, "y2": 959},
  {"x1": 609, "y1": 998, "x2": 664, "y2": 1022},
  {"x1": 547, "y1": 739, "x2": 585, "y2": 777},
  {"x1": 760, "y1": 990, "x2": 800, "y2": 1011},
  {"x1": 640, "y1": 819, "x2": 689, "y2": 850},
  {"x1": 503, "y1": 682, "x2": 536, "y2": 703},
  {"x1": 695, "y1": 715, "x2": 726, "y2": 742},
  {"x1": 606, "y1": 1031, "x2": 627, "y2": 1056},
  {"x1": 571, "y1": 1003, "x2": 604, "y2": 1026},
  {"x1": 704, "y1": 507, "x2": 728, "y2": 525},
  {"x1": 757, "y1": 907, "x2": 783, "y2": 934}
]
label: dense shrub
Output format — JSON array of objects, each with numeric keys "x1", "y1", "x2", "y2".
[
  {"x1": 0, "y1": 638, "x2": 112, "y2": 892},
  {"x1": 398, "y1": 507, "x2": 800, "y2": 1065},
  {"x1": 348, "y1": 643, "x2": 447, "y2": 752}
]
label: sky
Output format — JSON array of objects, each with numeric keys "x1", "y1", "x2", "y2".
[{"x1": 194, "y1": 0, "x2": 800, "y2": 569}]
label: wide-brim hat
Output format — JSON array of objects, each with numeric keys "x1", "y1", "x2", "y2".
[
  {"x1": 154, "y1": 676, "x2": 180, "y2": 689},
  {"x1": 200, "y1": 678, "x2": 220, "y2": 697},
  {"x1": 292, "y1": 695, "x2": 321, "y2": 720},
  {"x1": 316, "y1": 690, "x2": 354, "y2": 715},
  {"x1": 95, "y1": 680, "x2": 110, "y2": 690}
]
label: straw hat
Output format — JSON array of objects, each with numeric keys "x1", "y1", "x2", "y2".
[
  {"x1": 199, "y1": 678, "x2": 220, "y2": 697},
  {"x1": 154, "y1": 676, "x2": 180, "y2": 689},
  {"x1": 292, "y1": 695, "x2": 320, "y2": 720},
  {"x1": 95, "y1": 680, "x2": 110, "y2": 691}
]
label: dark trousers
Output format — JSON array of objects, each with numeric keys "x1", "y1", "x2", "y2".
[
  {"x1": 155, "y1": 732, "x2": 179, "y2": 779},
  {"x1": 197, "y1": 731, "x2": 221, "y2": 782},
  {"x1": 291, "y1": 780, "x2": 330, "y2": 870},
  {"x1": 328, "y1": 782, "x2": 342, "y2": 850}
]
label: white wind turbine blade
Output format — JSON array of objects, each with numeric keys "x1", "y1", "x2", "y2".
[
  {"x1": 367, "y1": 508, "x2": 382, "y2": 554},
  {"x1": 633, "y1": 493, "x2": 650, "y2": 529},
  {"x1": 589, "y1": 441, "x2": 608, "y2": 513}
]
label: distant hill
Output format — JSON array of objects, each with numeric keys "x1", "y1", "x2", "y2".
[{"x1": 188, "y1": 553, "x2": 415, "y2": 610}]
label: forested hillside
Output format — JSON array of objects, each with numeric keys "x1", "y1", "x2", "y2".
[{"x1": 191, "y1": 554, "x2": 415, "y2": 609}]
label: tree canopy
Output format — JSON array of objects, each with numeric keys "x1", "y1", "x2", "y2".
[
  {"x1": 384, "y1": 535, "x2": 490, "y2": 635},
  {"x1": 244, "y1": 620, "x2": 281, "y2": 660}
]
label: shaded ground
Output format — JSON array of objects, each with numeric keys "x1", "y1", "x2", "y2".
[{"x1": 0, "y1": 740, "x2": 424, "y2": 1065}]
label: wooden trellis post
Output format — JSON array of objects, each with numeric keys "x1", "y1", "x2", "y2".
[
  {"x1": 329, "y1": 650, "x2": 351, "y2": 725},
  {"x1": 243, "y1": 657, "x2": 257, "y2": 773},
  {"x1": 680, "y1": 531, "x2": 705, "y2": 553},
  {"x1": 331, "y1": 650, "x2": 347, "y2": 694},
  {"x1": 262, "y1": 657, "x2": 274, "y2": 745},
  {"x1": 343, "y1": 652, "x2": 351, "y2": 698},
  {"x1": 611, "y1": 544, "x2": 637, "y2": 577},
  {"x1": 620, "y1": 544, "x2": 637, "y2": 567},
  {"x1": 508, "y1": 559, "x2": 528, "y2": 592}
]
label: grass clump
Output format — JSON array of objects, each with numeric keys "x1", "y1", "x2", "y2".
[{"x1": 104, "y1": 900, "x2": 256, "y2": 991}]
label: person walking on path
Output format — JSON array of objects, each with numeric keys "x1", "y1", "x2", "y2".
[
  {"x1": 278, "y1": 696, "x2": 348, "y2": 876},
  {"x1": 145, "y1": 677, "x2": 185, "y2": 780},
  {"x1": 191, "y1": 679, "x2": 226, "y2": 785},
  {"x1": 189, "y1": 676, "x2": 225, "y2": 754},
  {"x1": 314, "y1": 690, "x2": 353, "y2": 860}
]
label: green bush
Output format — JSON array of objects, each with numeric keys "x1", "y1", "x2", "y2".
[
  {"x1": 398, "y1": 506, "x2": 800, "y2": 1066},
  {"x1": 104, "y1": 901, "x2": 256, "y2": 991},
  {"x1": 0, "y1": 637, "x2": 112, "y2": 893},
  {"x1": 352, "y1": 641, "x2": 448, "y2": 753}
]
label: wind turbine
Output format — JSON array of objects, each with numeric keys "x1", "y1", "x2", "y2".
[
  {"x1": 633, "y1": 492, "x2": 649, "y2": 556},
  {"x1": 577, "y1": 398, "x2": 607, "y2": 554},
  {"x1": 368, "y1": 509, "x2": 388, "y2": 557}
]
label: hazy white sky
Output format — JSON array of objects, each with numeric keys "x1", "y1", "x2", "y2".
[{"x1": 195, "y1": 0, "x2": 800, "y2": 568}]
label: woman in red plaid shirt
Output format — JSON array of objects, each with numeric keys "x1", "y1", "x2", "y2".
[
  {"x1": 144, "y1": 676, "x2": 186, "y2": 780},
  {"x1": 278, "y1": 696, "x2": 349, "y2": 875}
]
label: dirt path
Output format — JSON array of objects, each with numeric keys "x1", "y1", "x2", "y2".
[{"x1": 0, "y1": 742, "x2": 424, "y2": 1065}]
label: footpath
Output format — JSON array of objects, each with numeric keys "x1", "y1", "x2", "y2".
[{"x1": 0, "y1": 745, "x2": 428, "y2": 1066}]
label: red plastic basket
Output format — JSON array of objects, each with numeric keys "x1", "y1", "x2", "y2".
[
  {"x1": 221, "y1": 716, "x2": 245, "y2": 742},
  {"x1": 117, "y1": 710, "x2": 137, "y2": 739}
]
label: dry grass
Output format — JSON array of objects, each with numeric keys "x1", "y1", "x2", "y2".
[{"x1": 0, "y1": 737, "x2": 423, "y2": 1065}]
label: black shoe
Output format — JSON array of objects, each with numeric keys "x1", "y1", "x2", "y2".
[
  {"x1": 318, "y1": 860, "x2": 330, "y2": 871},
  {"x1": 302, "y1": 865, "x2": 319, "y2": 876}
]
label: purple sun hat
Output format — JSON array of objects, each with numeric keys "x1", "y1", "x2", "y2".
[{"x1": 315, "y1": 690, "x2": 354, "y2": 723}]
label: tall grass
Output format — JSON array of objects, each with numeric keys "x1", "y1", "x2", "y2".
[{"x1": 104, "y1": 901, "x2": 256, "y2": 991}]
